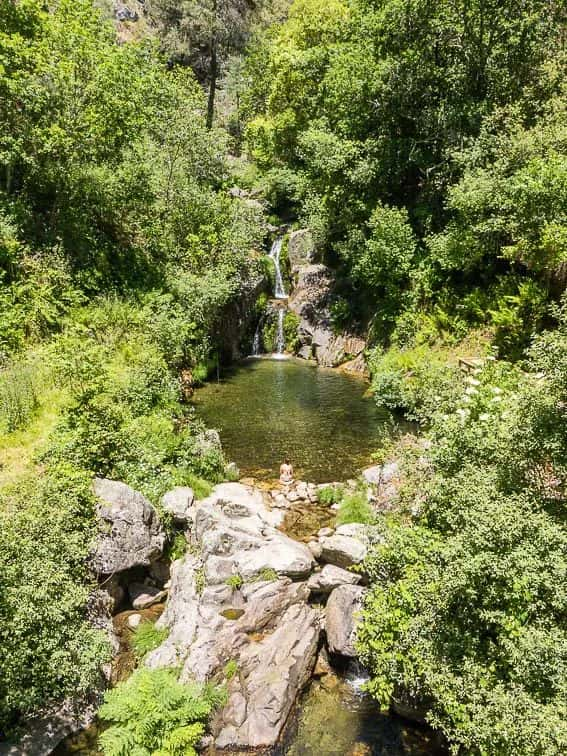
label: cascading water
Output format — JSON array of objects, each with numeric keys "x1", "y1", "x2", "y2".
[
  {"x1": 275, "y1": 307, "x2": 285, "y2": 354},
  {"x1": 251, "y1": 322, "x2": 262, "y2": 356},
  {"x1": 269, "y1": 237, "x2": 287, "y2": 299}
]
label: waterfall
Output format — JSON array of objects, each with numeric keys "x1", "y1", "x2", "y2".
[
  {"x1": 269, "y1": 237, "x2": 287, "y2": 299},
  {"x1": 275, "y1": 307, "x2": 285, "y2": 354},
  {"x1": 251, "y1": 322, "x2": 261, "y2": 356}
]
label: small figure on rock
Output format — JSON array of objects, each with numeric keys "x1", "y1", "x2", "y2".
[{"x1": 279, "y1": 457, "x2": 294, "y2": 485}]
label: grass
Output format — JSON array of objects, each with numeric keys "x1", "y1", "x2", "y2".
[{"x1": 131, "y1": 621, "x2": 169, "y2": 660}]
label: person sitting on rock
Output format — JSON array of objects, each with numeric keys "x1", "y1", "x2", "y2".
[{"x1": 279, "y1": 457, "x2": 294, "y2": 485}]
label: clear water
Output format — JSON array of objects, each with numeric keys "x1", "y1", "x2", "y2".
[
  {"x1": 278, "y1": 672, "x2": 445, "y2": 756},
  {"x1": 193, "y1": 357, "x2": 393, "y2": 482}
]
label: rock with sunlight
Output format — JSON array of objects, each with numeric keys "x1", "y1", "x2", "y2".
[
  {"x1": 145, "y1": 482, "x2": 320, "y2": 749},
  {"x1": 90, "y1": 478, "x2": 166, "y2": 576},
  {"x1": 325, "y1": 584, "x2": 366, "y2": 658}
]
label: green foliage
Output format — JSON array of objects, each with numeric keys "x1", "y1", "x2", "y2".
[
  {"x1": 166, "y1": 533, "x2": 188, "y2": 562},
  {"x1": 358, "y1": 312, "x2": 567, "y2": 754},
  {"x1": 98, "y1": 667, "x2": 226, "y2": 756},
  {"x1": 317, "y1": 485, "x2": 343, "y2": 506},
  {"x1": 250, "y1": 567, "x2": 279, "y2": 583},
  {"x1": 336, "y1": 491, "x2": 374, "y2": 526},
  {"x1": 283, "y1": 311, "x2": 300, "y2": 352},
  {"x1": 223, "y1": 659, "x2": 238, "y2": 680},
  {"x1": 131, "y1": 622, "x2": 170, "y2": 661},
  {"x1": 0, "y1": 466, "x2": 111, "y2": 733},
  {"x1": 0, "y1": 357, "x2": 39, "y2": 432},
  {"x1": 225, "y1": 574, "x2": 243, "y2": 590},
  {"x1": 194, "y1": 568, "x2": 206, "y2": 595},
  {"x1": 368, "y1": 345, "x2": 463, "y2": 425}
]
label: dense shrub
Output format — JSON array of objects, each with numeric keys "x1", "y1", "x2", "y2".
[
  {"x1": 358, "y1": 314, "x2": 567, "y2": 754},
  {"x1": 0, "y1": 466, "x2": 110, "y2": 734},
  {"x1": 369, "y1": 345, "x2": 463, "y2": 425}
]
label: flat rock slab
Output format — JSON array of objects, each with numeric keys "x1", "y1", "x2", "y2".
[
  {"x1": 129, "y1": 582, "x2": 167, "y2": 610},
  {"x1": 307, "y1": 564, "x2": 361, "y2": 595},
  {"x1": 90, "y1": 478, "x2": 165, "y2": 576}
]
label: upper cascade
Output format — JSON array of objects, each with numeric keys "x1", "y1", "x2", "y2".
[{"x1": 269, "y1": 237, "x2": 287, "y2": 299}]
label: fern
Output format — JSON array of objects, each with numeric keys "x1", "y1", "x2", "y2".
[{"x1": 98, "y1": 668, "x2": 225, "y2": 756}]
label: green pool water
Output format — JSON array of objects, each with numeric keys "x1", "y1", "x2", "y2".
[{"x1": 193, "y1": 357, "x2": 392, "y2": 482}]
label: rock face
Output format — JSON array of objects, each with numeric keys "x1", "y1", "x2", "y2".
[
  {"x1": 90, "y1": 478, "x2": 166, "y2": 576},
  {"x1": 307, "y1": 564, "x2": 361, "y2": 595},
  {"x1": 145, "y1": 483, "x2": 319, "y2": 750},
  {"x1": 288, "y1": 261, "x2": 366, "y2": 369},
  {"x1": 326, "y1": 585, "x2": 366, "y2": 657},
  {"x1": 288, "y1": 229, "x2": 317, "y2": 271}
]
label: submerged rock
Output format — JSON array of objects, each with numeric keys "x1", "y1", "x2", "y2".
[
  {"x1": 326, "y1": 584, "x2": 366, "y2": 657},
  {"x1": 90, "y1": 478, "x2": 166, "y2": 576}
]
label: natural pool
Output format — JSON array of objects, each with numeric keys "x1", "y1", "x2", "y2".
[{"x1": 193, "y1": 357, "x2": 393, "y2": 482}]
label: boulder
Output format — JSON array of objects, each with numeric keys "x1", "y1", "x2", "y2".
[
  {"x1": 307, "y1": 540, "x2": 322, "y2": 560},
  {"x1": 128, "y1": 582, "x2": 167, "y2": 610},
  {"x1": 320, "y1": 534, "x2": 367, "y2": 569},
  {"x1": 90, "y1": 478, "x2": 166, "y2": 576},
  {"x1": 307, "y1": 564, "x2": 361, "y2": 595},
  {"x1": 326, "y1": 585, "x2": 365, "y2": 657},
  {"x1": 215, "y1": 603, "x2": 319, "y2": 748},
  {"x1": 161, "y1": 486, "x2": 194, "y2": 525}
]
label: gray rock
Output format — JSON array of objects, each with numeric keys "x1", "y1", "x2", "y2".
[
  {"x1": 320, "y1": 534, "x2": 367, "y2": 569},
  {"x1": 215, "y1": 603, "x2": 319, "y2": 748},
  {"x1": 307, "y1": 564, "x2": 361, "y2": 595},
  {"x1": 335, "y1": 523, "x2": 368, "y2": 540},
  {"x1": 90, "y1": 479, "x2": 166, "y2": 576},
  {"x1": 129, "y1": 582, "x2": 167, "y2": 610},
  {"x1": 161, "y1": 486, "x2": 194, "y2": 525},
  {"x1": 288, "y1": 229, "x2": 317, "y2": 271},
  {"x1": 318, "y1": 527, "x2": 334, "y2": 538},
  {"x1": 326, "y1": 585, "x2": 365, "y2": 657},
  {"x1": 307, "y1": 540, "x2": 322, "y2": 559},
  {"x1": 144, "y1": 481, "x2": 321, "y2": 750}
]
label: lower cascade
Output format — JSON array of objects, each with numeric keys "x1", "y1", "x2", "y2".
[{"x1": 275, "y1": 306, "x2": 285, "y2": 354}]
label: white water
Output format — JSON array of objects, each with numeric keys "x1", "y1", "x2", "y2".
[
  {"x1": 345, "y1": 660, "x2": 371, "y2": 695},
  {"x1": 252, "y1": 322, "x2": 261, "y2": 355},
  {"x1": 275, "y1": 307, "x2": 285, "y2": 354},
  {"x1": 269, "y1": 237, "x2": 287, "y2": 299}
]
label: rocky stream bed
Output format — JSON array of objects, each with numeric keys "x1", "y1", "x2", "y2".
[{"x1": 3, "y1": 465, "x2": 443, "y2": 755}]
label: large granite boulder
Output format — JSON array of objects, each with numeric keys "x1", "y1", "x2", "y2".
[
  {"x1": 326, "y1": 584, "x2": 366, "y2": 657},
  {"x1": 307, "y1": 564, "x2": 361, "y2": 595},
  {"x1": 90, "y1": 478, "x2": 166, "y2": 576},
  {"x1": 145, "y1": 482, "x2": 320, "y2": 749}
]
